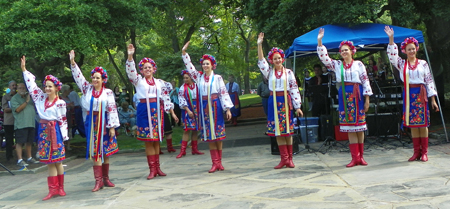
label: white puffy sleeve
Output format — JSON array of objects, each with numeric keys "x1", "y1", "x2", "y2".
[
  {"x1": 161, "y1": 80, "x2": 174, "y2": 113},
  {"x1": 70, "y1": 64, "x2": 92, "y2": 95},
  {"x1": 287, "y1": 69, "x2": 302, "y2": 109},
  {"x1": 105, "y1": 89, "x2": 120, "y2": 129},
  {"x1": 423, "y1": 61, "x2": 437, "y2": 97},
  {"x1": 182, "y1": 53, "x2": 203, "y2": 84},
  {"x1": 317, "y1": 45, "x2": 340, "y2": 73},
  {"x1": 257, "y1": 58, "x2": 271, "y2": 80},
  {"x1": 216, "y1": 75, "x2": 233, "y2": 111},
  {"x1": 357, "y1": 61, "x2": 373, "y2": 96},
  {"x1": 125, "y1": 60, "x2": 142, "y2": 86},
  {"x1": 57, "y1": 101, "x2": 69, "y2": 141},
  {"x1": 23, "y1": 70, "x2": 44, "y2": 103},
  {"x1": 178, "y1": 85, "x2": 187, "y2": 109}
]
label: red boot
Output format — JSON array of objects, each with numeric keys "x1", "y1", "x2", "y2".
[
  {"x1": 92, "y1": 165, "x2": 104, "y2": 192},
  {"x1": 191, "y1": 141, "x2": 204, "y2": 155},
  {"x1": 274, "y1": 145, "x2": 289, "y2": 169},
  {"x1": 208, "y1": 150, "x2": 220, "y2": 173},
  {"x1": 57, "y1": 174, "x2": 66, "y2": 196},
  {"x1": 359, "y1": 143, "x2": 368, "y2": 166},
  {"x1": 217, "y1": 149, "x2": 224, "y2": 171},
  {"x1": 102, "y1": 164, "x2": 115, "y2": 187},
  {"x1": 408, "y1": 138, "x2": 421, "y2": 161},
  {"x1": 286, "y1": 145, "x2": 295, "y2": 168},
  {"x1": 42, "y1": 176, "x2": 59, "y2": 201},
  {"x1": 176, "y1": 141, "x2": 188, "y2": 158},
  {"x1": 421, "y1": 137, "x2": 429, "y2": 162},
  {"x1": 146, "y1": 155, "x2": 157, "y2": 180},
  {"x1": 167, "y1": 138, "x2": 176, "y2": 153},
  {"x1": 346, "y1": 143, "x2": 360, "y2": 167},
  {"x1": 155, "y1": 155, "x2": 166, "y2": 176}
]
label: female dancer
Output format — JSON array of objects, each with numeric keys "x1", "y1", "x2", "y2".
[
  {"x1": 257, "y1": 33, "x2": 303, "y2": 169},
  {"x1": 181, "y1": 41, "x2": 232, "y2": 173},
  {"x1": 176, "y1": 70, "x2": 204, "y2": 158},
  {"x1": 384, "y1": 26, "x2": 439, "y2": 162},
  {"x1": 70, "y1": 50, "x2": 119, "y2": 192},
  {"x1": 21, "y1": 56, "x2": 68, "y2": 200},
  {"x1": 317, "y1": 28, "x2": 373, "y2": 167},
  {"x1": 126, "y1": 44, "x2": 178, "y2": 179}
]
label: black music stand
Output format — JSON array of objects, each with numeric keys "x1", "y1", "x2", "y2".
[
  {"x1": 314, "y1": 80, "x2": 346, "y2": 154},
  {"x1": 297, "y1": 70, "x2": 318, "y2": 154}
]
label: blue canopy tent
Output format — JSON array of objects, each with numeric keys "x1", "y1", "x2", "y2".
[
  {"x1": 285, "y1": 23, "x2": 424, "y2": 58},
  {"x1": 284, "y1": 23, "x2": 447, "y2": 141}
]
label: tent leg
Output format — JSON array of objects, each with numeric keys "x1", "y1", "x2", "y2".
[{"x1": 423, "y1": 41, "x2": 448, "y2": 142}]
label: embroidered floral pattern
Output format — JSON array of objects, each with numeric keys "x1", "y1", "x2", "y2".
[
  {"x1": 403, "y1": 92, "x2": 430, "y2": 128},
  {"x1": 38, "y1": 123, "x2": 65, "y2": 164},
  {"x1": 267, "y1": 99, "x2": 294, "y2": 136}
]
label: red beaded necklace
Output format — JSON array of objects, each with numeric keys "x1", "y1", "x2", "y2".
[
  {"x1": 204, "y1": 75, "x2": 210, "y2": 83},
  {"x1": 188, "y1": 83, "x2": 195, "y2": 90},
  {"x1": 146, "y1": 77, "x2": 155, "y2": 86},
  {"x1": 343, "y1": 59, "x2": 354, "y2": 69},
  {"x1": 275, "y1": 68, "x2": 284, "y2": 79},
  {"x1": 408, "y1": 58, "x2": 419, "y2": 70},
  {"x1": 92, "y1": 87, "x2": 103, "y2": 98},
  {"x1": 44, "y1": 96, "x2": 58, "y2": 112}
]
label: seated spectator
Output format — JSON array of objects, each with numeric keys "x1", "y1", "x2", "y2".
[{"x1": 118, "y1": 101, "x2": 136, "y2": 130}]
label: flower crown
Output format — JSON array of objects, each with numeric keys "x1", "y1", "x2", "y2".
[
  {"x1": 339, "y1": 40, "x2": 357, "y2": 54},
  {"x1": 91, "y1": 67, "x2": 108, "y2": 84},
  {"x1": 267, "y1": 47, "x2": 285, "y2": 64},
  {"x1": 139, "y1": 57, "x2": 157, "y2": 72},
  {"x1": 401, "y1": 37, "x2": 419, "y2": 54},
  {"x1": 43, "y1": 75, "x2": 62, "y2": 91},
  {"x1": 200, "y1": 54, "x2": 217, "y2": 70},
  {"x1": 181, "y1": 70, "x2": 189, "y2": 76}
]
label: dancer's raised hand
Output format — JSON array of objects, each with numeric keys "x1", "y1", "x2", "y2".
[
  {"x1": 257, "y1": 32, "x2": 264, "y2": 45},
  {"x1": 69, "y1": 50, "x2": 75, "y2": 65},
  {"x1": 317, "y1": 28, "x2": 325, "y2": 46},
  {"x1": 384, "y1": 26, "x2": 395, "y2": 45},
  {"x1": 21, "y1": 56, "x2": 26, "y2": 72},
  {"x1": 127, "y1": 44, "x2": 135, "y2": 61},
  {"x1": 182, "y1": 41, "x2": 190, "y2": 55}
]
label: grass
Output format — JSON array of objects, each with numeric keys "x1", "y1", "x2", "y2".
[{"x1": 239, "y1": 94, "x2": 261, "y2": 108}]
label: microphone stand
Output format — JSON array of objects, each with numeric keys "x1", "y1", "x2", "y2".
[{"x1": 298, "y1": 68, "x2": 317, "y2": 153}]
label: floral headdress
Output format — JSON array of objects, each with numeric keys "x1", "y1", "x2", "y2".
[
  {"x1": 43, "y1": 75, "x2": 62, "y2": 91},
  {"x1": 401, "y1": 37, "x2": 419, "y2": 54},
  {"x1": 181, "y1": 70, "x2": 189, "y2": 76},
  {"x1": 200, "y1": 54, "x2": 217, "y2": 70},
  {"x1": 267, "y1": 47, "x2": 285, "y2": 64},
  {"x1": 139, "y1": 57, "x2": 157, "y2": 72},
  {"x1": 339, "y1": 40, "x2": 357, "y2": 54},
  {"x1": 91, "y1": 67, "x2": 108, "y2": 84}
]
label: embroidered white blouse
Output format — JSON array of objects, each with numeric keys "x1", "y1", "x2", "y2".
[
  {"x1": 23, "y1": 71, "x2": 69, "y2": 141},
  {"x1": 125, "y1": 60, "x2": 173, "y2": 113},
  {"x1": 70, "y1": 64, "x2": 120, "y2": 129},
  {"x1": 257, "y1": 58, "x2": 302, "y2": 109},
  {"x1": 178, "y1": 84, "x2": 198, "y2": 109},
  {"x1": 182, "y1": 53, "x2": 233, "y2": 111},
  {"x1": 317, "y1": 45, "x2": 373, "y2": 96},
  {"x1": 387, "y1": 44, "x2": 437, "y2": 97}
]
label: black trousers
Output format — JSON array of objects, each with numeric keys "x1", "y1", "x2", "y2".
[{"x1": 4, "y1": 125, "x2": 14, "y2": 160}]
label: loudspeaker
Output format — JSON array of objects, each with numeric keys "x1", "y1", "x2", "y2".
[
  {"x1": 320, "y1": 115, "x2": 334, "y2": 140},
  {"x1": 270, "y1": 135, "x2": 300, "y2": 155},
  {"x1": 366, "y1": 113, "x2": 399, "y2": 136}
]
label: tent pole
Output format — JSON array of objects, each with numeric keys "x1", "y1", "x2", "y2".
[{"x1": 423, "y1": 41, "x2": 448, "y2": 142}]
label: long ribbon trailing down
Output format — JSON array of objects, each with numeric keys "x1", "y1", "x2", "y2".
[
  {"x1": 185, "y1": 84, "x2": 200, "y2": 131},
  {"x1": 88, "y1": 95, "x2": 95, "y2": 160},
  {"x1": 341, "y1": 64, "x2": 349, "y2": 123},
  {"x1": 156, "y1": 81, "x2": 162, "y2": 142},
  {"x1": 146, "y1": 82, "x2": 153, "y2": 139},
  {"x1": 283, "y1": 69, "x2": 290, "y2": 135},
  {"x1": 272, "y1": 70, "x2": 280, "y2": 136},
  {"x1": 98, "y1": 100, "x2": 106, "y2": 163},
  {"x1": 404, "y1": 61, "x2": 410, "y2": 126},
  {"x1": 207, "y1": 75, "x2": 216, "y2": 140}
]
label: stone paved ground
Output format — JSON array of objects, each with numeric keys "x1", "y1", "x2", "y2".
[{"x1": 1, "y1": 119, "x2": 450, "y2": 209}]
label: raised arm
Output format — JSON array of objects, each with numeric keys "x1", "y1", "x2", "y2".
[
  {"x1": 21, "y1": 56, "x2": 44, "y2": 103},
  {"x1": 316, "y1": 29, "x2": 338, "y2": 72},
  {"x1": 384, "y1": 26, "x2": 403, "y2": 71},
  {"x1": 181, "y1": 42, "x2": 202, "y2": 83},
  {"x1": 317, "y1": 28, "x2": 324, "y2": 46},
  {"x1": 384, "y1": 26, "x2": 395, "y2": 45},
  {"x1": 125, "y1": 44, "x2": 140, "y2": 86},
  {"x1": 69, "y1": 50, "x2": 91, "y2": 95},
  {"x1": 257, "y1": 33, "x2": 270, "y2": 79}
]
